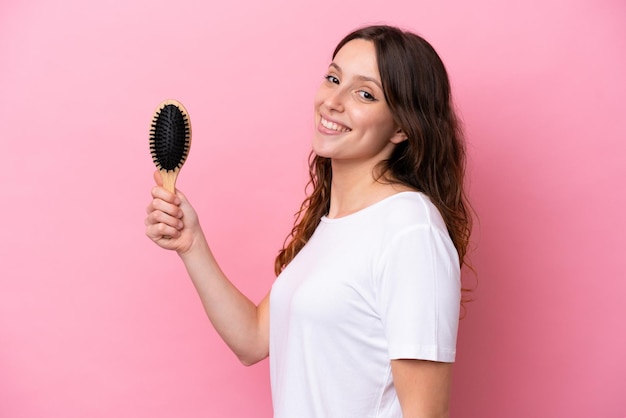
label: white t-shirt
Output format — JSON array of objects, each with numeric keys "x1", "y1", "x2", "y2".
[{"x1": 269, "y1": 191, "x2": 461, "y2": 418}]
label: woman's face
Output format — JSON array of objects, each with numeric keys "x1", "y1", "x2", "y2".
[{"x1": 312, "y1": 39, "x2": 406, "y2": 166}]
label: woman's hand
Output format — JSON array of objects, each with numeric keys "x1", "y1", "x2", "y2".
[{"x1": 145, "y1": 171, "x2": 202, "y2": 255}]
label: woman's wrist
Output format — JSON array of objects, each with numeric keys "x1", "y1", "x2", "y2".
[{"x1": 177, "y1": 229, "x2": 209, "y2": 260}]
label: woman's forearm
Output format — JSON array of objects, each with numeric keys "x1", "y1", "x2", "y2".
[{"x1": 179, "y1": 234, "x2": 269, "y2": 366}]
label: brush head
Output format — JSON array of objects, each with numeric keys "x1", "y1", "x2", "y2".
[{"x1": 149, "y1": 100, "x2": 191, "y2": 172}]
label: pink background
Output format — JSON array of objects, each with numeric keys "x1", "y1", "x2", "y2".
[{"x1": 1, "y1": 0, "x2": 625, "y2": 416}]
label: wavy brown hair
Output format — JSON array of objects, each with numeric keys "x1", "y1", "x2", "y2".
[{"x1": 275, "y1": 25, "x2": 473, "y2": 299}]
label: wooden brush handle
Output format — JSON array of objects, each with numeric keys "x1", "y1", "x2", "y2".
[{"x1": 160, "y1": 168, "x2": 180, "y2": 194}]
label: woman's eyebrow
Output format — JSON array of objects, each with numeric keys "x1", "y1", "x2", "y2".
[{"x1": 329, "y1": 62, "x2": 383, "y2": 90}]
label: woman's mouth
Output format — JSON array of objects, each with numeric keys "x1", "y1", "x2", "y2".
[{"x1": 320, "y1": 116, "x2": 351, "y2": 133}]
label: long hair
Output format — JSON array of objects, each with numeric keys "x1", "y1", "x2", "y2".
[{"x1": 275, "y1": 25, "x2": 473, "y2": 298}]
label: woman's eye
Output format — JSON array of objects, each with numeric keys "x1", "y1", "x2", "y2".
[
  {"x1": 325, "y1": 75, "x2": 340, "y2": 84},
  {"x1": 358, "y1": 90, "x2": 376, "y2": 101}
]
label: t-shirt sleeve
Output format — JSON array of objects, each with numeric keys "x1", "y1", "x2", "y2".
[{"x1": 376, "y1": 224, "x2": 461, "y2": 363}]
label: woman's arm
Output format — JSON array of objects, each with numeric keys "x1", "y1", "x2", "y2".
[
  {"x1": 145, "y1": 172, "x2": 269, "y2": 366},
  {"x1": 391, "y1": 359, "x2": 452, "y2": 418},
  {"x1": 178, "y1": 234, "x2": 270, "y2": 366}
]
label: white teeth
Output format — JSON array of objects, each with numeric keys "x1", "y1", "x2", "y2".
[{"x1": 321, "y1": 117, "x2": 350, "y2": 132}]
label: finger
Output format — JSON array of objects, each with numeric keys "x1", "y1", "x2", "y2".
[
  {"x1": 151, "y1": 186, "x2": 181, "y2": 206},
  {"x1": 150, "y1": 197, "x2": 183, "y2": 219},
  {"x1": 147, "y1": 208, "x2": 184, "y2": 229},
  {"x1": 146, "y1": 222, "x2": 181, "y2": 241},
  {"x1": 145, "y1": 209, "x2": 183, "y2": 234}
]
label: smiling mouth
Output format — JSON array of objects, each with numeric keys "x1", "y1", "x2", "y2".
[{"x1": 320, "y1": 117, "x2": 351, "y2": 133}]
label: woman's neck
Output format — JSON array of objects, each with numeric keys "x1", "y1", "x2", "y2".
[{"x1": 326, "y1": 161, "x2": 412, "y2": 219}]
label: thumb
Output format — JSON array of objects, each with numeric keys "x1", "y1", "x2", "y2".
[{"x1": 153, "y1": 170, "x2": 163, "y2": 186}]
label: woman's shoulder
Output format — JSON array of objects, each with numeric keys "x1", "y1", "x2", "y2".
[{"x1": 377, "y1": 191, "x2": 448, "y2": 232}]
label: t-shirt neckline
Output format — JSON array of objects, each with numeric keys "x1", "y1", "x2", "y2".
[{"x1": 320, "y1": 191, "x2": 420, "y2": 224}]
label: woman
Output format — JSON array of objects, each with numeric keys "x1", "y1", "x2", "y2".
[{"x1": 146, "y1": 25, "x2": 472, "y2": 418}]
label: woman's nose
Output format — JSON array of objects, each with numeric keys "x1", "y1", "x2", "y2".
[{"x1": 323, "y1": 87, "x2": 346, "y2": 112}]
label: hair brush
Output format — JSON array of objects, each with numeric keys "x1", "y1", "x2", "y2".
[{"x1": 149, "y1": 99, "x2": 192, "y2": 193}]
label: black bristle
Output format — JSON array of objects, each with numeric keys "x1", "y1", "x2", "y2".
[{"x1": 149, "y1": 103, "x2": 190, "y2": 172}]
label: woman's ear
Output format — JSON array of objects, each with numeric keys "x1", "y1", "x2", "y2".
[{"x1": 390, "y1": 128, "x2": 408, "y2": 144}]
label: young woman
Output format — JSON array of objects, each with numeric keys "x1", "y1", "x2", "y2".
[{"x1": 145, "y1": 25, "x2": 472, "y2": 418}]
